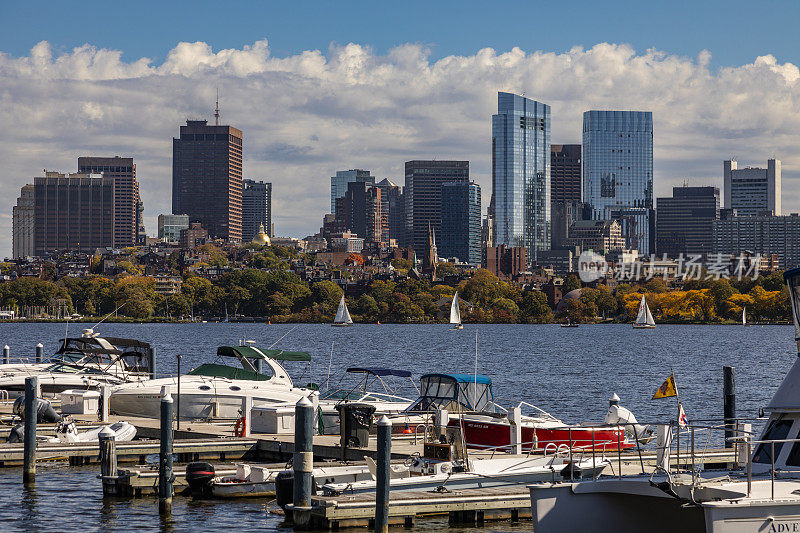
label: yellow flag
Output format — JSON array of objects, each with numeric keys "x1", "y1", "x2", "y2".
[{"x1": 652, "y1": 374, "x2": 677, "y2": 399}]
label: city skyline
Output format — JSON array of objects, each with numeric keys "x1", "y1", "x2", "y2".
[{"x1": 1, "y1": 26, "x2": 800, "y2": 256}]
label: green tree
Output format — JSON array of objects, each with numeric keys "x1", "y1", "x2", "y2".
[{"x1": 561, "y1": 274, "x2": 581, "y2": 294}]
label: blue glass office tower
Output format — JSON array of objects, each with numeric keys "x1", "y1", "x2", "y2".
[
  {"x1": 330, "y1": 169, "x2": 375, "y2": 212},
  {"x1": 440, "y1": 181, "x2": 481, "y2": 265},
  {"x1": 582, "y1": 110, "x2": 654, "y2": 254},
  {"x1": 492, "y1": 92, "x2": 551, "y2": 262}
]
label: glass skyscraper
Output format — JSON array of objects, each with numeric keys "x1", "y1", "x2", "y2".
[
  {"x1": 440, "y1": 181, "x2": 481, "y2": 265},
  {"x1": 330, "y1": 169, "x2": 375, "y2": 213},
  {"x1": 492, "y1": 92, "x2": 550, "y2": 262},
  {"x1": 582, "y1": 110, "x2": 654, "y2": 254}
]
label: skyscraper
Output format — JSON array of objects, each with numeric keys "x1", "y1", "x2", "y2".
[
  {"x1": 158, "y1": 214, "x2": 189, "y2": 244},
  {"x1": 440, "y1": 181, "x2": 481, "y2": 264},
  {"x1": 724, "y1": 159, "x2": 781, "y2": 216},
  {"x1": 172, "y1": 119, "x2": 243, "y2": 242},
  {"x1": 583, "y1": 110, "x2": 654, "y2": 253},
  {"x1": 12, "y1": 184, "x2": 35, "y2": 259},
  {"x1": 77, "y1": 156, "x2": 140, "y2": 247},
  {"x1": 375, "y1": 178, "x2": 402, "y2": 245},
  {"x1": 656, "y1": 186, "x2": 719, "y2": 257},
  {"x1": 492, "y1": 92, "x2": 551, "y2": 262},
  {"x1": 335, "y1": 181, "x2": 383, "y2": 246},
  {"x1": 405, "y1": 160, "x2": 469, "y2": 255},
  {"x1": 330, "y1": 169, "x2": 375, "y2": 212},
  {"x1": 550, "y1": 144, "x2": 581, "y2": 203},
  {"x1": 242, "y1": 179, "x2": 272, "y2": 242},
  {"x1": 33, "y1": 172, "x2": 115, "y2": 256}
]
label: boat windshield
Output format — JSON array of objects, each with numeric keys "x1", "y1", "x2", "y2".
[{"x1": 321, "y1": 389, "x2": 364, "y2": 401}]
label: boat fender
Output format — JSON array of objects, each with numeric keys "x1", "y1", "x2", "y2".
[
  {"x1": 234, "y1": 416, "x2": 247, "y2": 438},
  {"x1": 6, "y1": 423, "x2": 24, "y2": 443},
  {"x1": 275, "y1": 471, "x2": 294, "y2": 512},
  {"x1": 13, "y1": 395, "x2": 62, "y2": 423},
  {"x1": 185, "y1": 462, "x2": 216, "y2": 498}
]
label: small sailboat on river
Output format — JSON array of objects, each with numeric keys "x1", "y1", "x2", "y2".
[
  {"x1": 450, "y1": 292, "x2": 463, "y2": 330},
  {"x1": 332, "y1": 295, "x2": 353, "y2": 327},
  {"x1": 632, "y1": 294, "x2": 656, "y2": 329}
]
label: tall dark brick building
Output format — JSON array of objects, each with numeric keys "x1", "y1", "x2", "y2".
[
  {"x1": 550, "y1": 144, "x2": 581, "y2": 203},
  {"x1": 77, "y1": 156, "x2": 140, "y2": 247}
]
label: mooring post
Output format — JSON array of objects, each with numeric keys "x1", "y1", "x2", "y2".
[
  {"x1": 149, "y1": 347, "x2": 157, "y2": 380},
  {"x1": 23, "y1": 376, "x2": 38, "y2": 483},
  {"x1": 99, "y1": 426, "x2": 117, "y2": 496},
  {"x1": 375, "y1": 415, "x2": 392, "y2": 533},
  {"x1": 176, "y1": 354, "x2": 181, "y2": 431},
  {"x1": 723, "y1": 366, "x2": 736, "y2": 447},
  {"x1": 289, "y1": 396, "x2": 314, "y2": 528},
  {"x1": 3, "y1": 345, "x2": 9, "y2": 364},
  {"x1": 35, "y1": 343, "x2": 43, "y2": 363},
  {"x1": 99, "y1": 384, "x2": 110, "y2": 422},
  {"x1": 510, "y1": 407, "x2": 523, "y2": 454},
  {"x1": 158, "y1": 390, "x2": 174, "y2": 516},
  {"x1": 241, "y1": 396, "x2": 253, "y2": 438}
]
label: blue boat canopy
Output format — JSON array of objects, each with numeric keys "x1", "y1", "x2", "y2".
[
  {"x1": 346, "y1": 367, "x2": 412, "y2": 378},
  {"x1": 421, "y1": 373, "x2": 492, "y2": 385},
  {"x1": 406, "y1": 373, "x2": 495, "y2": 413}
]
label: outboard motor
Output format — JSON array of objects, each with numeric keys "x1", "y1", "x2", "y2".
[
  {"x1": 604, "y1": 393, "x2": 653, "y2": 443},
  {"x1": 7, "y1": 423, "x2": 24, "y2": 443},
  {"x1": 13, "y1": 395, "x2": 61, "y2": 423},
  {"x1": 185, "y1": 462, "x2": 215, "y2": 497}
]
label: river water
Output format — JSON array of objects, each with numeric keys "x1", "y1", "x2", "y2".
[{"x1": 0, "y1": 322, "x2": 795, "y2": 531}]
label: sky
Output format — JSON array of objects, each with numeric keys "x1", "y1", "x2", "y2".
[{"x1": 1, "y1": 1, "x2": 800, "y2": 256}]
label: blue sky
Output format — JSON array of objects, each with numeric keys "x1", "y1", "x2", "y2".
[{"x1": 2, "y1": 0, "x2": 799, "y2": 67}]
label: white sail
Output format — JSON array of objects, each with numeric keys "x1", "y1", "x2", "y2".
[
  {"x1": 334, "y1": 296, "x2": 353, "y2": 324},
  {"x1": 636, "y1": 295, "x2": 656, "y2": 326},
  {"x1": 644, "y1": 301, "x2": 655, "y2": 326},
  {"x1": 450, "y1": 292, "x2": 462, "y2": 325},
  {"x1": 743, "y1": 306, "x2": 747, "y2": 326}
]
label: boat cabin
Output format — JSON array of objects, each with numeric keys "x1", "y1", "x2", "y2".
[
  {"x1": 320, "y1": 367, "x2": 416, "y2": 404},
  {"x1": 405, "y1": 373, "x2": 495, "y2": 414},
  {"x1": 49, "y1": 334, "x2": 152, "y2": 376},
  {"x1": 188, "y1": 345, "x2": 311, "y2": 388}
]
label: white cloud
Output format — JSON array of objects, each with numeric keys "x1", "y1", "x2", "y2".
[{"x1": 1, "y1": 39, "x2": 799, "y2": 256}]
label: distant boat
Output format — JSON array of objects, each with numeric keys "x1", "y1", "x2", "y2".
[
  {"x1": 332, "y1": 295, "x2": 353, "y2": 327},
  {"x1": 632, "y1": 294, "x2": 656, "y2": 329},
  {"x1": 561, "y1": 319, "x2": 579, "y2": 328},
  {"x1": 743, "y1": 306, "x2": 748, "y2": 327},
  {"x1": 450, "y1": 292, "x2": 463, "y2": 330}
]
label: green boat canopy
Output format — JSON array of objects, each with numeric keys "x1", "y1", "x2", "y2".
[
  {"x1": 188, "y1": 363, "x2": 272, "y2": 381},
  {"x1": 217, "y1": 345, "x2": 311, "y2": 362}
]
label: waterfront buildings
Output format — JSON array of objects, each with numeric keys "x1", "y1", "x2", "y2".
[
  {"x1": 550, "y1": 144, "x2": 581, "y2": 203},
  {"x1": 486, "y1": 244, "x2": 527, "y2": 280},
  {"x1": 33, "y1": 172, "x2": 115, "y2": 255},
  {"x1": 713, "y1": 214, "x2": 800, "y2": 269},
  {"x1": 439, "y1": 181, "x2": 481, "y2": 265},
  {"x1": 404, "y1": 160, "x2": 469, "y2": 255},
  {"x1": 330, "y1": 169, "x2": 375, "y2": 212},
  {"x1": 492, "y1": 92, "x2": 551, "y2": 262},
  {"x1": 158, "y1": 214, "x2": 189, "y2": 244},
  {"x1": 564, "y1": 219, "x2": 625, "y2": 254},
  {"x1": 724, "y1": 159, "x2": 781, "y2": 216},
  {"x1": 582, "y1": 110, "x2": 654, "y2": 254},
  {"x1": 77, "y1": 156, "x2": 141, "y2": 248},
  {"x1": 242, "y1": 179, "x2": 273, "y2": 242},
  {"x1": 12, "y1": 185, "x2": 34, "y2": 259},
  {"x1": 656, "y1": 186, "x2": 720, "y2": 257},
  {"x1": 172, "y1": 119, "x2": 243, "y2": 242},
  {"x1": 335, "y1": 181, "x2": 383, "y2": 246}
]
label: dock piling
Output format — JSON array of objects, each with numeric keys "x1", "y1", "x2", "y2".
[
  {"x1": 723, "y1": 366, "x2": 736, "y2": 447},
  {"x1": 35, "y1": 343, "x2": 43, "y2": 363},
  {"x1": 241, "y1": 396, "x2": 253, "y2": 438},
  {"x1": 375, "y1": 415, "x2": 392, "y2": 533},
  {"x1": 99, "y1": 426, "x2": 117, "y2": 496},
  {"x1": 290, "y1": 396, "x2": 314, "y2": 528},
  {"x1": 99, "y1": 385, "x2": 110, "y2": 422},
  {"x1": 176, "y1": 355, "x2": 181, "y2": 430},
  {"x1": 510, "y1": 407, "x2": 522, "y2": 455},
  {"x1": 158, "y1": 390, "x2": 174, "y2": 516},
  {"x1": 23, "y1": 376, "x2": 38, "y2": 483},
  {"x1": 3, "y1": 345, "x2": 8, "y2": 364},
  {"x1": 148, "y1": 347, "x2": 157, "y2": 380}
]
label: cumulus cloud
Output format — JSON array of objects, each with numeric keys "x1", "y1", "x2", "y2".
[{"x1": 1, "y1": 39, "x2": 799, "y2": 256}]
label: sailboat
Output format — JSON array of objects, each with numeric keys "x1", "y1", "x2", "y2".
[
  {"x1": 632, "y1": 294, "x2": 656, "y2": 329},
  {"x1": 742, "y1": 306, "x2": 748, "y2": 326},
  {"x1": 450, "y1": 292, "x2": 463, "y2": 330},
  {"x1": 332, "y1": 295, "x2": 354, "y2": 327}
]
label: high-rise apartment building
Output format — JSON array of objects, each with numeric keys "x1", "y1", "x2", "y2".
[
  {"x1": 375, "y1": 178, "x2": 403, "y2": 245},
  {"x1": 242, "y1": 179, "x2": 272, "y2": 242},
  {"x1": 713, "y1": 214, "x2": 800, "y2": 269},
  {"x1": 33, "y1": 172, "x2": 115, "y2": 256},
  {"x1": 12, "y1": 184, "x2": 35, "y2": 259},
  {"x1": 335, "y1": 181, "x2": 383, "y2": 246},
  {"x1": 172, "y1": 119, "x2": 243, "y2": 242},
  {"x1": 550, "y1": 144, "x2": 581, "y2": 203},
  {"x1": 583, "y1": 110, "x2": 654, "y2": 254},
  {"x1": 158, "y1": 214, "x2": 189, "y2": 244},
  {"x1": 439, "y1": 181, "x2": 481, "y2": 265},
  {"x1": 656, "y1": 186, "x2": 719, "y2": 257},
  {"x1": 405, "y1": 160, "x2": 469, "y2": 255},
  {"x1": 492, "y1": 92, "x2": 551, "y2": 262},
  {"x1": 330, "y1": 169, "x2": 375, "y2": 212},
  {"x1": 77, "y1": 156, "x2": 140, "y2": 247},
  {"x1": 724, "y1": 159, "x2": 781, "y2": 216},
  {"x1": 485, "y1": 245, "x2": 527, "y2": 280},
  {"x1": 564, "y1": 220, "x2": 625, "y2": 253}
]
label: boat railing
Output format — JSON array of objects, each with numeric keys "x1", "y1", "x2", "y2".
[
  {"x1": 0, "y1": 389, "x2": 8, "y2": 401},
  {"x1": 514, "y1": 401, "x2": 561, "y2": 422}
]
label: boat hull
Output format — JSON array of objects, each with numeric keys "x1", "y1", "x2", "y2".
[
  {"x1": 331, "y1": 323, "x2": 353, "y2": 327},
  {"x1": 211, "y1": 481, "x2": 275, "y2": 498},
  {"x1": 632, "y1": 324, "x2": 656, "y2": 329},
  {"x1": 457, "y1": 418, "x2": 633, "y2": 451}
]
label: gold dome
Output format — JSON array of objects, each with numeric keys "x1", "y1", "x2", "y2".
[{"x1": 251, "y1": 223, "x2": 271, "y2": 246}]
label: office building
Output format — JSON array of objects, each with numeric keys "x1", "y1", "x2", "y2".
[
  {"x1": 77, "y1": 156, "x2": 140, "y2": 248},
  {"x1": 583, "y1": 110, "x2": 654, "y2": 253},
  {"x1": 713, "y1": 214, "x2": 800, "y2": 269},
  {"x1": 724, "y1": 159, "x2": 781, "y2": 216},
  {"x1": 172, "y1": 119, "x2": 243, "y2": 242},
  {"x1": 656, "y1": 186, "x2": 719, "y2": 257},
  {"x1": 375, "y1": 178, "x2": 403, "y2": 245},
  {"x1": 564, "y1": 220, "x2": 625, "y2": 254},
  {"x1": 335, "y1": 181, "x2": 383, "y2": 246},
  {"x1": 486, "y1": 245, "x2": 527, "y2": 280},
  {"x1": 551, "y1": 200, "x2": 591, "y2": 249},
  {"x1": 158, "y1": 214, "x2": 189, "y2": 244},
  {"x1": 242, "y1": 179, "x2": 272, "y2": 242},
  {"x1": 439, "y1": 181, "x2": 481, "y2": 264},
  {"x1": 492, "y1": 92, "x2": 551, "y2": 262},
  {"x1": 180, "y1": 222, "x2": 208, "y2": 249},
  {"x1": 330, "y1": 169, "x2": 375, "y2": 212},
  {"x1": 551, "y1": 144, "x2": 581, "y2": 203},
  {"x1": 405, "y1": 160, "x2": 469, "y2": 255},
  {"x1": 12, "y1": 184, "x2": 35, "y2": 259},
  {"x1": 33, "y1": 172, "x2": 115, "y2": 256}
]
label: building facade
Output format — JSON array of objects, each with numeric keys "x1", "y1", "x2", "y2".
[
  {"x1": 172, "y1": 120, "x2": 243, "y2": 242},
  {"x1": 404, "y1": 160, "x2": 469, "y2": 255},
  {"x1": 375, "y1": 178, "x2": 403, "y2": 245},
  {"x1": 656, "y1": 186, "x2": 719, "y2": 257},
  {"x1": 551, "y1": 200, "x2": 591, "y2": 250},
  {"x1": 158, "y1": 214, "x2": 190, "y2": 244},
  {"x1": 565, "y1": 219, "x2": 625, "y2": 254},
  {"x1": 77, "y1": 156, "x2": 140, "y2": 248},
  {"x1": 335, "y1": 181, "x2": 383, "y2": 246},
  {"x1": 242, "y1": 179, "x2": 272, "y2": 242},
  {"x1": 179, "y1": 222, "x2": 208, "y2": 249},
  {"x1": 583, "y1": 110, "x2": 654, "y2": 253},
  {"x1": 724, "y1": 159, "x2": 781, "y2": 216},
  {"x1": 12, "y1": 184, "x2": 35, "y2": 259},
  {"x1": 713, "y1": 214, "x2": 800, "y2": 269},
  {"x1": 485, "y1": 245, "x2": 527, "y2": 280},
  {"x1": 439, "y1": 181, "x2": 481, "y2": 265},
  {"x1": 550, "y1": 144, "x2": 581, "y2": 203},
  {"x1": 330, "y1": 169, "x2": 375, "y2": 212},
  {"x1": 33, "y1": 172, "x2": 115, "y2": 256},
  {"x1": 492, "y1": 92, "x2": 551, "y2": 261}
]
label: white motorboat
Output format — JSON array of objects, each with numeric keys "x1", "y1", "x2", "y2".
[
  {"x1": 47, "y1": 418, "x2": 137, "y2": 443},
  {"x1": 110, "y1": 345, "x2": 315, "y2": 421},
  {"x1": 450, "y1": 292, "x2": 463, "y2": 329},
  {"x1": 632, "y1": 294, "x2": 656, "y2": 328},
  {"x1": 527, "y1": 265, "x2": 800, "y2": 533},
  {"x1": 332, "y1": 295, "x2": 353, "y2": 327}
]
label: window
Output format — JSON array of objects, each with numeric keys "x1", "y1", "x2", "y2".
[{"x1": 753, "y1": 417, "x2": 793, "y2": 464}]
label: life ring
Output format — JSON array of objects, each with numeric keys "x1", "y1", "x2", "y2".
[{"x1": 234, "y1": 416, "x2": 247, "y2": 437}]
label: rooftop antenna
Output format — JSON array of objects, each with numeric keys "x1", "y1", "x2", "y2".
[{"x1": 214, "y1": 88, "x2": 220, "y2": 126}]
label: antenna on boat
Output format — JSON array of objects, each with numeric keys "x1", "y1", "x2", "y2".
[
  {"x1": 325, "y1": 341, "x2": 335, "y2": 390},
  {"x1": 474, "y1": 327, "x2": 479, "y2": 388},
  {"x1": 267, "y1": 323, "x2": 300, "y2": 349},
  {"x1": 90, "y1": 302, "x2": 128, "y2": 332}
]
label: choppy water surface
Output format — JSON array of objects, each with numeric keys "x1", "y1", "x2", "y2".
[{"x1": 0, "y1": 322, "x2": 794, "y2": 531}]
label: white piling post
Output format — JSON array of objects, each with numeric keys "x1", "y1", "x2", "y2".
[
  {"x1": 738, "y1": 423, "x2": 752, "y2": 467},
  {"x1": 510, "y1": 407, "x2": 523, "y2": 455},
  {"x1": 100, "y1": 385, "x2": 110, "y2": 422},
  {"x1": 241, "y1": 396, "x2": 253, "y2": 437}
]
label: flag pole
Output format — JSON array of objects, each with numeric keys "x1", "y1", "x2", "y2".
[{"x1": 672, "y1": 368, "x2": 681, "y2": 472}]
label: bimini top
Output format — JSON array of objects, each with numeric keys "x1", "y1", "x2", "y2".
[
  {"x1": 217, "y1": 346, "x2": 311, "y2": 361},
  {"x1": 421, "y1": 373, "x2": 492, "y2": 385},
  {"x1": 406, "y1": 373, "x2": 495, "y2": 413},
  {"x1": 346, "y1": 367, "x2": 412, "y2": 378}
]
